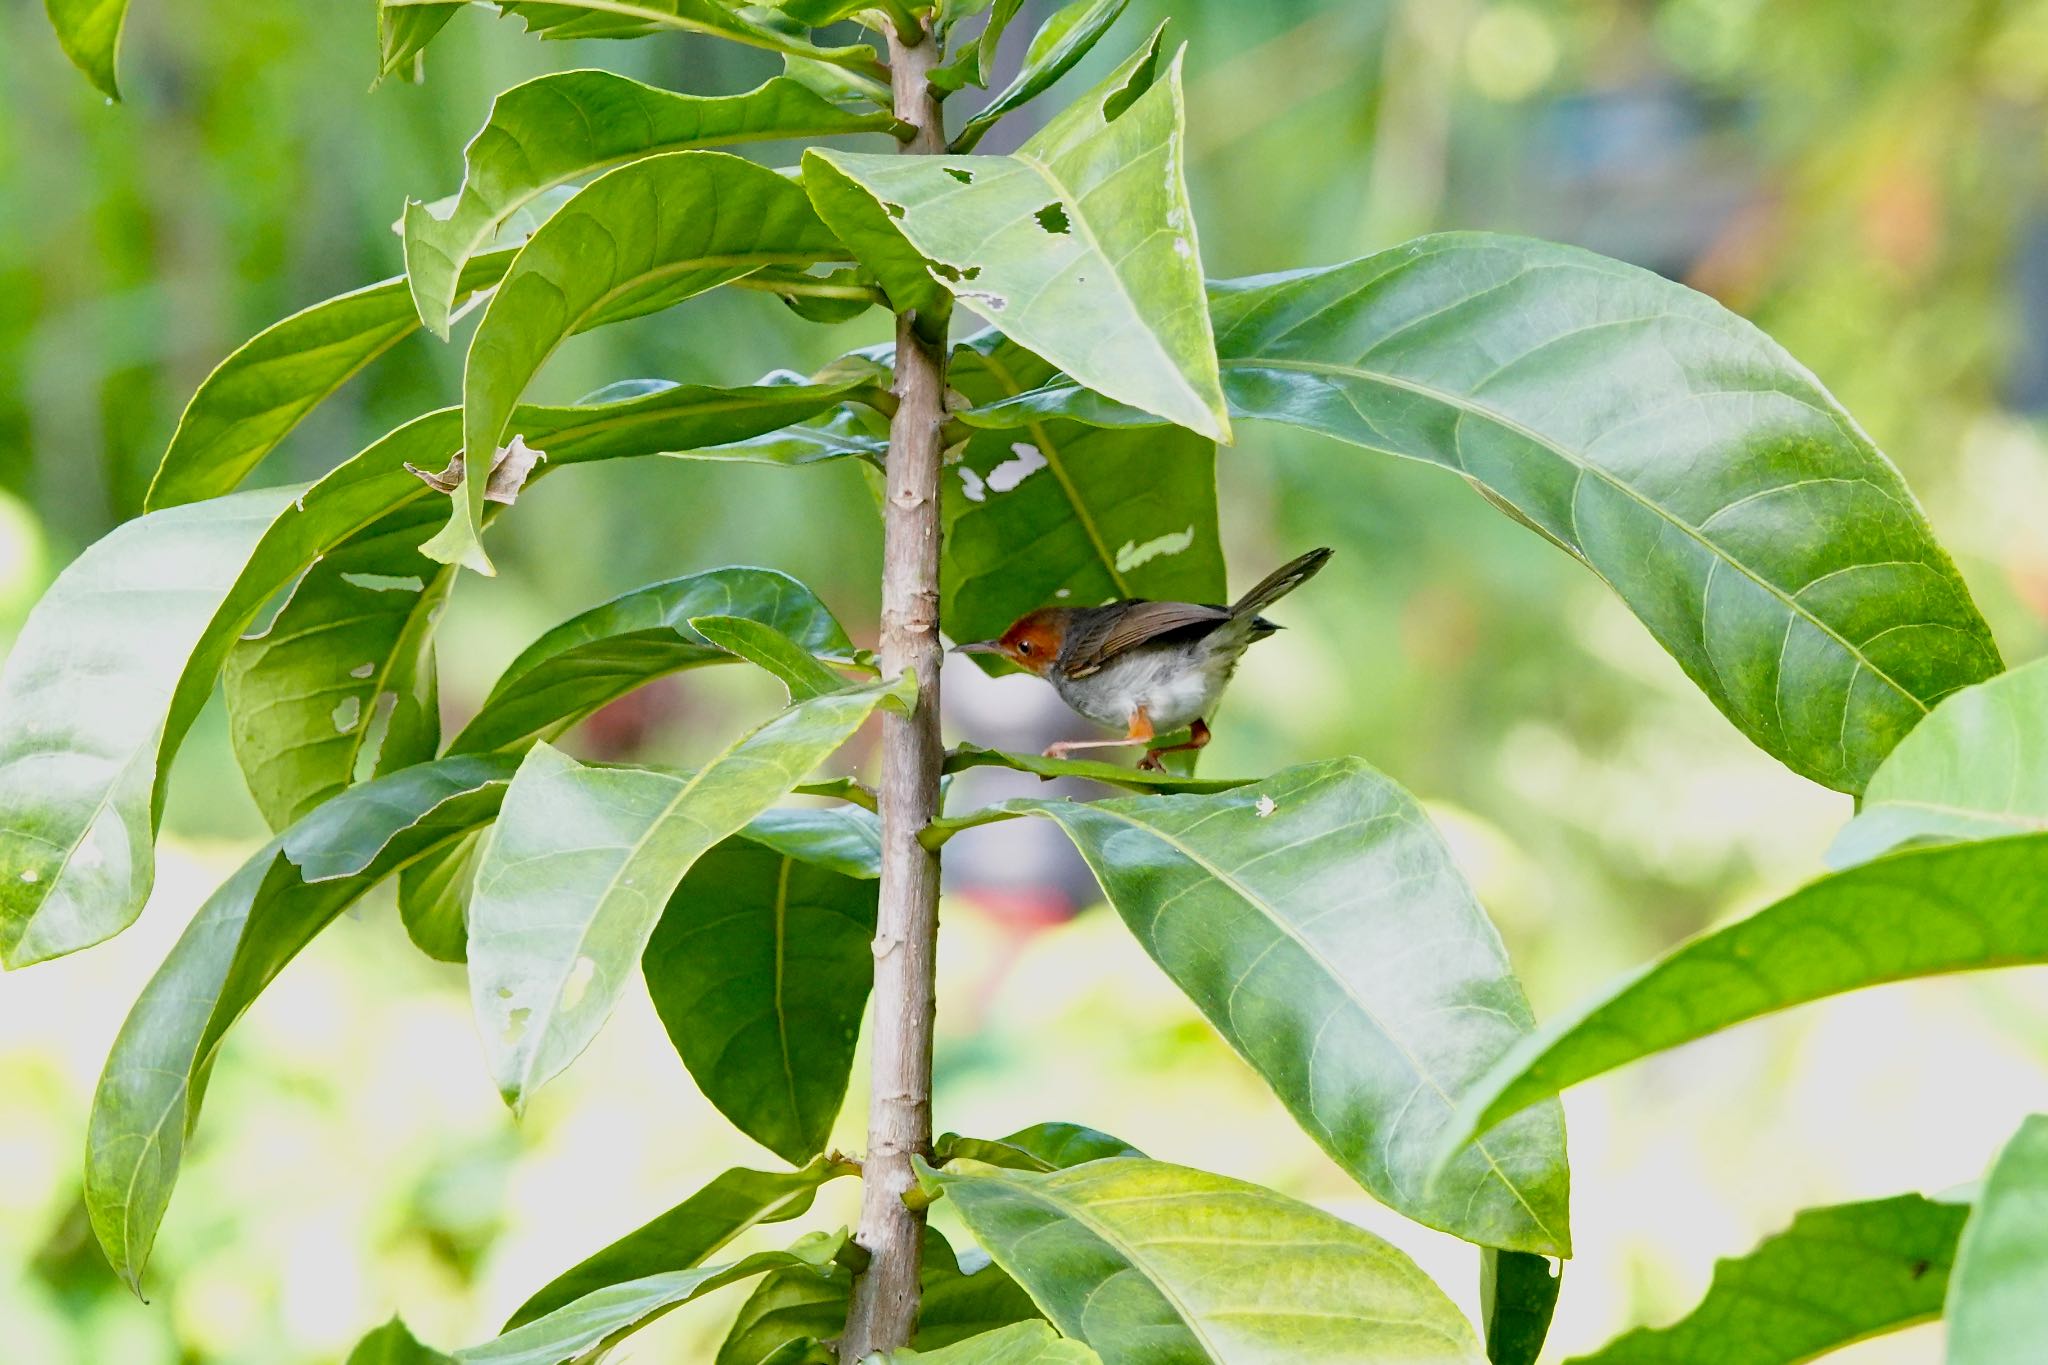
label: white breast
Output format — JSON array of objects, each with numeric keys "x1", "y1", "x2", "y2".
[{"x1": 1055, "y1": 630, "x2": 1247, "y2": 733}]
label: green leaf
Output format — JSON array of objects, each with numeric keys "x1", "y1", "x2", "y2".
[
  {"x1": 1480, "y1": 1251, "x2": 1557, "y2": 1365},
  {"x1": 401, "y1": 827, "x2": 484, "y2": 963},
  {"x1": 145, "y1": 251, "x2": 516, "y2": 511},
  {"x1": 739, "y1": 804, "x2": 883, "y2": 880},
  {"x1": 937, "y1": 744, "x2": 1248, "y2": 799},
  {"x1": 84, "y1": 756, "x2": 514, "y2": 1290},
  {"x1": 884, "y1": 1322, "x2": 1102, "y2": 1364},
  {"x1": 952, "y1": 0, "x2": 1130, "y2": 152},
  {"x1": 43, "y1": 0, "x2": 128, "y2": 99},
  {"x1": 1832, "y1": 658, "x2": 2048, "y2": 866},
  {"x1": 937, "y1": 1122, "x2": 1144, "y2": 1173},
  {"x1": 378, "y1": 0, "x2": 884, "y2": 67},
  {"x1": 405, "y1": 73, "x2": 897, "y2": 340},
  {"x1": 925, "y1": 1157, "x2": 1486, "y2": 1363},
  {"x1": 1442, "y1": 832, "x2": 2048, "y2": 1158},
  {"x1": 967, "y1": 237, "x2": 2002, "y2": 793},
  {"x1": 506, "y1": 1158, "x2": 849, "y2": 1329},
  {"x1": 1947, "y1": 1114, "x2": 2048, "y2": 1362},
  {"x1": 456, "y1": 1234, "x2": 846, "y2": 1365},
  {"x1": 431, "y1": 151, "x2": 852, "y2": 575},
  {"x1": 1567, "y1": 1194, "x2": 1965, "y2": 1364},
  {"x1": 803, "y1": 32, "x2": 1231, "y2": 442},
  {"x1": 643, "y1": 835, "x2": 877, "y2": 1163},
  {"x1": 378, "y1": 3, "x2": 459, "y2": 79},
  {"x1": 944, "y1": 332, "x2": 1223, "y2": 652},
  {"x1": 691, "y1": 615, "x2": 856, "y2": 702},
  {"x1": 349, "y1": 1317, "x2": 455, "y2": 1365},
  {"x1": 972, "y1": 761, "x2": 1570, "y2": 1255},
  {"x1": 468, "y1": 674, "x2": 914, "y2": 1110},
  {"x1": 452, "y1": 567, "x2": 855, "y2": 756}
]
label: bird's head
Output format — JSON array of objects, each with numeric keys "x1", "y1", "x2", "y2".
[{"x1": 953, "y1": 608, "x2": 1066, "y2": 676}]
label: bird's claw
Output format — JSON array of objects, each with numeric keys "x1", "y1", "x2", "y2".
[{"x1": 1136, "y1": 751, "x2": 1165, "y2": 773}]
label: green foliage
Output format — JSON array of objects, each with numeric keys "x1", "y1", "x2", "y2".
[
  {"x1": 349, "y1": 1317, "x2": 456, "y2": 1365},
  {"x1": 1947, "y1": 1115, "x2": 2048, "y2": 1361},
  {"x1": 1479, "y1": 1251, "x2": 1558, "y2": 1365},
  {"x1": 42, "y1": 0, "x2": 128, "y2": 99},
  {"x1": 879, "y1": 1322, "x2": 1103, "y2": 1364}
]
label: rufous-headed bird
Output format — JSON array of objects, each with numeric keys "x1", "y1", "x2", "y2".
[{"x1": 954, "y1": 547, "x2": 1333, "y2": 769}]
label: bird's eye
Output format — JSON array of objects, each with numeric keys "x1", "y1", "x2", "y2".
[{"x1": 1017, "y1": 640, "x2": 1035, "y2": 655}]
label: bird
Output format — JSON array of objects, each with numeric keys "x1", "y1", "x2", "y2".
[{"x1": 953, "y1": 547, "x2": 1333, "y2": 770}]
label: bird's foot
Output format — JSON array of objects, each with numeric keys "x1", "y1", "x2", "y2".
[{"x1": 1136, "y1": 750, "x2": 1165, "y2": 772}]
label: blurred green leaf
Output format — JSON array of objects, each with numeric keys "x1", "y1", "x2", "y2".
[
  {"x1": 1832, "y1": 658, "x2": 2048, "y2": 866},
  {"x1": 404, "y1": 73, "x2": 897, "y2": 340},
  {"x1": 431, "y1": 151, "x2": 851, "y2": 574},
  {"x1": 804, "y1": 33, "x2": 1231, "y2": 441},
  {"x1": 936, "y1": 1122, "x2": 1143, "y2": 1172},
  {"x1": 883, "y1": 1322, "x2": 1101, "y2": 1364},
  {"x1": 951, "y1": 0, "x2": 1131, "y2": 152},
  {"x1": 452, "y1": 567, "x2": 855, "y2": 756},
  {"x1": 506, "y1": 1158, "x2": 850, "y2": 1329},
  {"x1": 378, "y1": 0, "x2": 883, "y2": 68},
  {"x1": 458, "y1": 1233, "x2": 847, "y2": 1365},
  {"x1": 84, "y1": 756, "x2": 515, "y2": 1292},
  {"x1": 924, "y1": 1157, "x2": 1486, "y2": 1363},
  {"x1": 967, "y1": 236, "x2": 2003, "y2": 793},
  {"x1": 1480, "y1": 1250, "x2": 1557, "y2": 1365},
  {"x1": 1568, "y1": 1194, "x2": 1965, "y2": 1364},
  {"x1": 1947, "y1": 1114, "x2": 2048, "y2": 1362},
  {"x1": 43, "y1": 0, "x2": 128, "y2": 99},
  {"x1": 349, "y1": 1317, "x2": 456, "y2": 1365},
  {"x1": 691, "y1": 614, "x2": 856, "y2": 702},
  {"x1": 972, "y1": 761, "x2": 1571, "y2": 1255},
  {"x1": 1444, "y1": 833, "x2": 2048, "y2": 1157},
  {"x1": 643, "y1": 835, "x2": 878, "y2": 1163},
  {"x1": 467, "y1": 673, "x2": 914, "y2": 1110},
  {"x1": 146, "y1": 251, "x2": 516, "y2": 511}
]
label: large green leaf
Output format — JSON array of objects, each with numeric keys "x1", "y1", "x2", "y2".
[
  {"x1": 951, "y1": 0, "x2": 1130, "y2": 153},
  {"x1": 84, "y1": 756, "x2": 515, "y2": 1291},
  {"x1": 1947, "y1": 1114, "x2": 2048, "y2": 1362},
  {"x1": 401, "y1": 827, "x2": 484, "y2": 963},
  {"x1": 378, "y1": 0, "x2": 884, "y2": 67},
  {"x1": 690, "y1": 615, "x2": 858, "y2": 702},
  {"x1": 456, "y1": 1234, "x2": 846, "y2": 1365},
  {"x1": 803, "y1": 33, "x2": 1230, "y2": 441},
  {"x1": 452, "y1": 567, "x2": 855, "y2": 756},
  {"x1": 405, "y1": 73, "x2": 897, "y2": 340},
  {"x1": 1443, "y1": 832, "x2": 2048, "y2": 1157},
  {"x1": 1567, "y1": 1194, "x2": 1966, "y2": 1364},
  {"x1": 884, "y1": 1323, "x2": 1102, "y2": 1364},
  {"x1": 468, "y1": 674, "x2": 914, "y2": 1110},
  {"x1": 936, "y1": 1122, "x2": 1144, "y2": 1173},
  {"x1": 43, "y1": 0, "x2": 128, "y2": 99},
  {"x1": 925, "y1": 1158, "x2": 1486, "y2": 1364},
  {"x1": 431, "y1": 151, "x2": 852, "y2": 574},
  {"x1": 644, "y1": 835, "x2": 877, "y2": 1163},
  {"x1": 965, "y1": 761, "x2": 1571, "y2": 1255},
  {"x1": 1480, "y1": 1251, "x2": 1557, "y2": 1365},
  {"x1": 144, "y1": 251, "x2": 516, "y2": 511},
  {"x1": 349, "y1": 1318, "x2": 455, "y2": 1365},
  {"x1": 944, "y1": 332, "x2": 1222, "y2": 650},
  {"x1": 1832, "y1": 658, "x2": 2048, "y2": 866},
  {"x1": 506, "y1": 1158, "x2": 850, "y2": 1329},
  {"x1": 964, "y1": 236, "x2": 2002, "y2": 793}
]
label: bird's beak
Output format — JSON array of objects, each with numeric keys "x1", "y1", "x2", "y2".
[{"x1": 950, "y1": 640, "x2": 1002, "y2": 656}]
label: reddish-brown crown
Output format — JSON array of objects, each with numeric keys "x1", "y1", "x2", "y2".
[{"x1": 994, "y1": 608, "x2": 1067, "y2": 675}]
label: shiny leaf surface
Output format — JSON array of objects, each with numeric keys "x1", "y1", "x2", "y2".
[
  {"x1": 1946, "y1": 1114, "x2": 2048, "y2": 1362},
  {"x1": 43, "y1": 0, "x2": 128, "y2": 98},
  {"x1": 690, "y1": 614, "x2": 855, "y2": 702},
  {"x1": 927, "y1": 1158, "x2": 1486, "y2": 1363}
]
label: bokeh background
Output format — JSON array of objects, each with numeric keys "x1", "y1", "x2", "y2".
[{"x1": 5, "y1": 1, "x2": 2048, "y2": 1360}]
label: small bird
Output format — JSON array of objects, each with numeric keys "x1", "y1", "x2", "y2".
[{"x1": 954, "y1": 547, "x2": 1333, "y2": 770}]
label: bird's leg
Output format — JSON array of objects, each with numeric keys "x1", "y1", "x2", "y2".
[
  {"x1": 1044, "y1": 708, "x2": 1152, "y2": 761},
  {"x1": 1138, "y1": 718, "x2": 1210, "y2": 772}
]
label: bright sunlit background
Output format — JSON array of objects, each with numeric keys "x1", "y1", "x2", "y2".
[{"x1": 5, "y1": 2, "x2": 2048, "y2": 1361}]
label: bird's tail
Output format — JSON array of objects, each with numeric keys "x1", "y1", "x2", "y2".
[{"x1": 1231, "y1": 547, "x2": 1333, "y2": 618}]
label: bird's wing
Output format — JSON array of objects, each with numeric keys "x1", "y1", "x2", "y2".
[{"x1": 1060, "y1": 601, "x2": 1234, "y2": 677}]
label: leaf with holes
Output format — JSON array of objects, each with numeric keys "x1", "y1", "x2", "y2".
[
  {"x1": 804, "y1": 31, "x2": 1230, "y2": 441},
  {"x1": 926, "y1": 1157, "x2": 1486, "y2": 1363},
  {"x1": 467, "y1": 674, "x2": 913, "y2": 1111},
  {"x1": 405, "y1": 73, "x2": 896, "y2": 339},
  {"x1": 957, "y1": 760, "x2": 1570, "y2": 1255},
  {"x1": 951, "y1": 0, "x2": 1131, "y2": 153},
  {"x1": 960, "y1": 235, "x2": 2000, "y2": 792},
  {"x1": 84, "y1": 756, "x2": 514, "y2": 1291},
  {"x1": 431, "y1": 151, "x2": 851, "y2": 574},
  {"x1": 1947, "y1": 1114, "x2": 2048, "y2": 1362}
]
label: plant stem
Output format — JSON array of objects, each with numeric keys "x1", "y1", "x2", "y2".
[{"x1": 842, "y1": 19, "x2": 949, "y2": 1360}]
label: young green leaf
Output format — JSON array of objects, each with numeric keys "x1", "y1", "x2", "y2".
[
  {"x1": 505, "y1": 1158, "x2": 850, "y2": 1329},
  {"x1": 951, "y1": 0, "x2": 1132, "y2": 153},
  {"x1": 1832, "y1": 657, "x2": 2048, "y2": 866},
  {"x1": 145, "y1": 251, "x2": 516, "y2": 511},
  {"x1": 44, "y1": 0, "x2": 128, "y2": 99},
  {"x1": 84, "y1": 756, "x2": 515, "y2": 1292},
  {"x1": 431, "y1": 151, "x2": 852, "y2": 574},
  {"x1": 1568, "y1": 1194, "x2": 1966, "y2": 1363},
  {"x1": 1946, "y1": 1114, "x2": 2048, "y2": 1362},
  {"x1": 691, "y1": 614, "x2": 856, "y2": 702},
  {"x1": 935, "y1": 1123, "x2": 1143, "y2": 1173},
  {"x1": 378, "y1": 3, "x2": 460, "y2": 79},
  {"x1": 467, "y1": 674, "x2": 914, "y2": 1110},
  {"x1": 968, "y1": 761, "x2": 1571, "y2": 1256},
  {"x1": 1442, "y1": 832, "x2": 2048, "y2": 1158},
  {"x1": 1480, "y1": 1250, "x2": 1558, "y2": 1365},
  {"x1": 881, "y1": 1322, "x2": 1102, "y2": 1364},
  {"x1": 925, "y1": 1158, "x2": 1487, "y2": 1363},
  {"x1": 348, "y1": 1317, "x2": 455, "y2": 1365},
  {"x1": 377, "y1": 0, "x2": 885, "y2": 69},
  {"x1": 643, "y1": 837, "x2": 878, "y2": 1163},
  {"x1": 804, "y1": 32, "x2": 1231, "y2": 442},
  {"x1": 401, "y1": 827, "x2": 484, "y2": 963},
  {"x1": 405, "y1": 73, "x2": 898, "y2": 339},
  {"x1": 451, "y1": 567, "x2": 856, "y2": 755}
]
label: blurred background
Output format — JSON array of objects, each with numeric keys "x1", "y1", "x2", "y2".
[{"x1": 5, "y1": 1, "x2": 2048, "y2": 1360}]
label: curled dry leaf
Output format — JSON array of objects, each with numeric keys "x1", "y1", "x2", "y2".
[{"x1": 406, "y1": 436, "x2": 547, "y2": 506}]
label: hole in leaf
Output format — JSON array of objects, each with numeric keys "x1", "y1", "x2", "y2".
[
  {"x1": 1034, "y1": 202, "x2": 1072, "y2": 235},
  {"x1": 563, "y1": 955, "x2": 598, "y2": 1010},
  {"x1": 884, "y1": 201, "x2": 907, "y2": 220},
  {"x1": 502, "y1": 1007, "x2": 531, "y2": 1044},
  {"x1": 945, "y1": 167, "x2": 974, "y2": 184}
]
